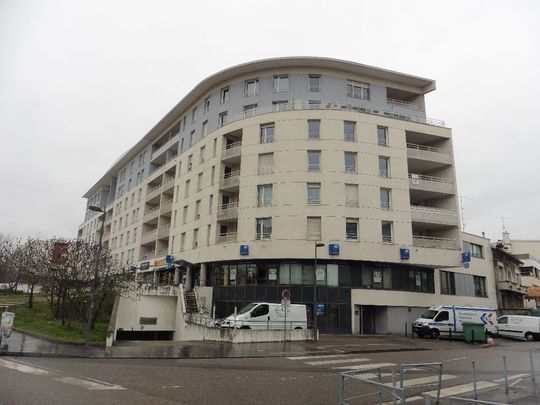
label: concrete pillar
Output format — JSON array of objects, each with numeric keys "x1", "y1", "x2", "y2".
[
  {"x1": 200, "y1": 263, "x2": 207, "y2": 286},
  {"x1": 152, "y1": 270, "x2": 157, "y2": 284},
  {"x1": 185, "y1": 266, "x2": 192, "y2": 291},
  {"x1": 174, "y1": 267, "x2": 180, "y2": 285}
]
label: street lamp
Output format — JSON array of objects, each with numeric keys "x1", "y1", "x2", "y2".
[
  {"x1": 86, "y1": 205, "x2": 106, "y2": 346},
  {"x1": 313, "y1": 241, "x2": 325, "y2": 341}
]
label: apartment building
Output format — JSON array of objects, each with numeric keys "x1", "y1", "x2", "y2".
[{"x1": 79, "y1": 57, "x2": 496, "y2": 337}]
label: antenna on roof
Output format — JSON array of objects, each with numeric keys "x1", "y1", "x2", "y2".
[
  {"x1": 459, "y1": 195, "x2": 475, "y2": 231},
  {"x1": 496, "y1": 216, "x2": 511, "y2": 233}
]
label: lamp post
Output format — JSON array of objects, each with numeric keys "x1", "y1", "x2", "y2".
[
  {"x1": 86, "y1": 205, "x2": 106, "y2": 346},
  {"x1": 313, "y1": 241, "x2": 325, "y2": 341}
]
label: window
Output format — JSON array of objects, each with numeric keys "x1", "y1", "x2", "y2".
[
  {"x1": 184, "y1": 180, "x2": 190, "y2": 198},
  {"x1": 273, "y1": 75, "x2": 289, "y2": 92},
  {"x1": 434, "y1": 311, "x2": 449, "y2": 322},
  {"x1": 346, "y1": 218, "x2": 358, "y2": 240},
  {"x1": 344, "y1": 152, "x2": 357, "y2": 173},
  {"x1": 191, "y1": 107, "x2": 197, "y2": 123},
  {"x1": 379, "y1": 156, "x2": 389, "y2": 177},
  {"x1": 180, "y1": 137, "x2": 185, "y2": 151},
  {"x1": 258, "y1": 153, "x2": 274, "y2": 175},
  {"x1": 199, "y1": 146, "x2": 205, "y2": 163},
  {"x1": 218, "y1": 111, "x2": 228, "y2": 127},
  {"x1": 213, "y1": 138, "x2": 217, "y2": 157},
  {"x1": 474, "y1": 276, "x2": 487, "y2": 297},
  {"x1": 182, "y1": 206, "x2": 188, "y2": 224},
  {"x1": 220, "y1": 87, "x2": 230, "y2": 104},
  {"x1": 308, "y1": 120, "x2": 320, "y2": 139},
  {"x1": 345, "y1": 184, "x2": 359, "y2": 207},
  {"x1": 308, "y1": 150, "x2": 320, "y2": 171},
  {"x1": 206, "y1": 224, "x2": 211, "y2": 245},
  {"x1": 208, "y1": 194, "x2": 213, "y2": 214},
  {"x1": 272, "y1": 100, "x2": 288, "y2": 112},
  {"x1": 382, "y1": 221, "x2": 393, "y2": 243},
  {"x1": 189, "y1": 130, "x2": 195, "y2": 146},
  {"x1": 202, "y1": 121, "x2": 208, "y2": 137},
  {"x1": 307, "y1": 217, "x2": 321, "y2": 240},
  {"x1": 211, "y1": 166, "x2": 215, "y2": 185},
  {"x1": 307, "y1": 183, "x2": 321, "y2": 204},
  {"x1": 463, "y1": 241, "x2": 484, "y2": 258},
  {"x1": 203, "y1": 97, "x2": 210, "y2": 112},
  {"x1": 380, "y1": 188, "x2": 391, "y2": 209},
  {"x1": 257, "y1": 184, "x2": 273, "y2": 207},
  {"x1": 197, "y1": 173, "x2": 203, "y2": 191},
  {"x1": 180, "y1": 232, "x2": 186, "y2": 251},
  {"x1": 187, "y1": 154, "x2": 193, "y2": 171},
  {"x1": 243, "y1": 103, "x2": 257, "y2": 118},
  {"x1": 440, "y1": 270, "x2": 456, "y2": 295},
  {"x1": 308, "y1": 100, "x2": 321, "y2": 109},
  {"x1": 244, "y1": 79, "x2": 259, "y2": 96},
  {"x1": 344, "y1": 121, "x2": 356, "y2": 141},
  {"x1": 256, "y1": 217, "x2": 272, "y2": 240},
  {"x1": 347, "y1": 81, "x2": 370, "y2": 100},
  {"x1": 378, "y1": 126, "x2": 388, "y2": 146},
  {"x1": 308, "y1": 74, "x2": 320, "y2": 92},
  {"x1": 194, "y1": 200, "x2": 201, "y2": 219},
  {"x1": 260, "y1": 123, "x2": 275, "y2": 143}
]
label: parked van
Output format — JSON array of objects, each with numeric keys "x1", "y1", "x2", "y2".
[
  {"x1": 413, "y1": 305, "x2": 497, "y2": 339},
  {"x1": 220, "y1": 302, "x2": 307, "y2": 330},
  {"x1": 497, "y1": 315, "x2": 540, "y2": 341}
]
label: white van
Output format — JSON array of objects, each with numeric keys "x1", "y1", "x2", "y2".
[
  {"x1": 220, "y1": 302, "x2": 307, "y2": 330},
  {"x1": 497, "y1": 315, "x2": 540, "y2": 341},
  {"x1": 413, "y1": 305, "x2": 497, "y2": 339}
]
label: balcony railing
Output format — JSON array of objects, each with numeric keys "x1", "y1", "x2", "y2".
[
  {"x1": 157, "y1": 224, "x2": 170, "y2": 239},
  {"x1": 387, "y1": 98, "x2": 421, "y2": 111},
  {"x1": 411, "y1": 206, "x2": 459, "y2": 226},
  {"x1": 217, "y1": 202, "x2": 239, "y2": 221},
  {"x1": 497, "y1": 280, "x2": 527, "y2": 294},
  {"x1": 409, "y1": 173, "x2": 455, "y2": 195},
  {"x1": 139, "y1": 283, "x2": 178, "y2": 297},
  {"x1": 407, "y1": 143, "x2": 452, "y2": 165},
  {"x1": 256, "y1": 232, "x2": 272, "y2": 240},
  {"x1": 222, "y1": 141, "x2": 242, "y2": 160},
  {"x1": 143, "y1": 206, "x2": 160, "y2": 223},
  {"x1": 412, "y1": 235, "x2": 458, "y2": 249},
  {"x1": 219, "y1": 171, "x2": 240, "y2": 189},
  {"x1": 160, "y1": 200, "x2": 173, "y2": 215},
  {"x1": 141, "y1": 229, "x2": 158, "y2": 244},
  {"x1": 151, "y1": 134, "x2": 179, "y2": 161},
  {"x1": 217, "y1": 232, "x2": 238, "y2": 244}
]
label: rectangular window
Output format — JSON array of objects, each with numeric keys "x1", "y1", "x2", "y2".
[
  {"x1": 187, "y1": 154, "x2": 193, "y2": 171},
  {"x1": 184, "y1": 180, "x2": 190, "y2": 198},
  {"x1": 180, "y1": 232, "x2": 186, "y2": 251},
  {"x1": 474, "y1": 276, "x2": 487, "y2": 297},
  {"x1": 346, "y1": 218, "x2": 358, "y2": 240},
  {"x1": 308, "y1": 150, "x2": 321, "y2": 171},
  {"x1": 257, "y1": 184, "x2": 273, "y2": 207},
  {"x1": 345, "y1": 184, "x2": 359, "y2": 207},
  {"x1": 199, "y1": 146, "x2": 205, "y2": 163},
  {"x1": 308, "y1": 74, "x2": 320, "y2": 92},
  {"x1": 306, "y1": 216, "x2": 321, "y2": 240},
  {"x1": 182, "y1": 205, "x2": 188, "y2": 224},
  {"x1": 273, "y1": 75, "x2": 289, "y2": 92},
  {"x1": 380, "y1": 188, "x2": 391, "y2": 210},
  {"x1": 307, "y1": 183, "x2": 321, "y2": 204},
  {"x1": 463, "y1": 241, "x2": 484, "y2": 258},
  {"x1": 202, "y1": 121, "x2": 208, "y2": 137},
  {"x1": 218, "y1": 111, "x2": 228, "y2": 127},
  {"x1": 308, "y1": 120, "x2": 320, "y2": 139},
  {"x1": 272, "y1": 100, "x2": 288, "y2": 112},
  {"x1": 211, "y1": 166, "x2": 215, "y2": 185},
  {"x1": 204, "y1": 97, "x2": 210, "y2": 112},
  {"x1": 347, "y1": 81, "x2": 370, "y2": 100},
  {"x1": 244, "y1": 79, "x2": 259, "y2": 96},
  {"x1": 182, "y1": 116, "x2": 187, "y2": 131},
  {"x1": 256, "y1": 217, "x2": 272, "y2": 240},
  {"x1": 220, "y1": 87, "x2": 230, "y2": 104},
  {"x1": 208, "y1": 194, "x2": 213, "y2": 214},
  {"x1": 308, "y1": 100, "x2": 321, "y2": 109},
  {"x1": 260, "y1": 123, "x2": 275, "y2": 143},
  {"x1": 194, "y1": 200, "x2": 201, "y2": 219},
  {"x1": 189, "y1": 130, "x2": 195, "y2": 146},
  {"x1": 243, "y1": 103, "x2": 257, "y2": 118},
  {"x1": 344, "y1": 121, "x2": 356, "y2": 142},
  {"x1": 191, "y1": 107, "x2": 197, "y2": 123},
  {"x1": 377, "y1": 126, "x2": 388, "y2": 146},
  {"x1": 382, "y1": 221, "x2": 393, "y2": 243},
  {"x1": 258, "y1": 153, "x2": 274, "y2": 175},
  {"x1": 440, "y1": 270, "x2": 456, "y2": 295},
  {"x1": 213, "y1": 138, "x2": 217, "y2": 157},
  {"x1": 379, "y1": 156, "x2": 389, "y2": 177},
  {"x1": 344, "y1": 152, "x2": 357, "y2": 173},
  {"x1": 206, "y1": 224, "x2": 211, "y2": 245},
  {"x1": 197, "y1": 173, "x2": 203, "y2": 191}
]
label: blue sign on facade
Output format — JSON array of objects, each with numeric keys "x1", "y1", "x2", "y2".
[
  {"x1": 462, "y1": 252, "x2": 471, "y2": 262},
  {"x1": 240, "y1": 244, "x2": 249, "y2": 256},
  {"x1": 328, "y1": 244, "x2": 340, "y2": 255},
  {"x1": 464, "y1": 262, "x2": 470, "y2": 269},
  {"x1": 316, "y1": 304, "x2": 326, "y2": 316},
  {"x1": 166, "y1": 255, "x2": 174, "y2": 269},
  {"x1": 400, "y1": 248, "x2": 410, "y2": 260}
]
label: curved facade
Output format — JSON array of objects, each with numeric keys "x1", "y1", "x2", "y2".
[{"x1": 79, "y1": 58, "x2": 497, "y2": 335}]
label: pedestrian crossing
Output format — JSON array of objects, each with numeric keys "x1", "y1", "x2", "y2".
[{"x1": 285, "y1": 353, "x2": 504, "y2": 403}]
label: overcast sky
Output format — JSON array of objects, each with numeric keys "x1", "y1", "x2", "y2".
[{"x1": 1, "y1": 0, "x2": 539, "y2": 243}]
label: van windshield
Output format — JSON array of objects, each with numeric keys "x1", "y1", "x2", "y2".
[
  {"x1": 237, "y1": 303, "x2": 258, "y2": 315},
  {"x1": 421, "y1": 310, "x2": 438, "y2": 319}
]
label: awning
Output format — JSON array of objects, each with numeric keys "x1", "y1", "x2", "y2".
[{"x1": 527, "y1": 286, "x2": 540, "y2": 298}]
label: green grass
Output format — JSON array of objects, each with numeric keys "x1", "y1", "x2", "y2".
[{"x1": 3, "y1": 295, "x2": 108, "y2": 343}]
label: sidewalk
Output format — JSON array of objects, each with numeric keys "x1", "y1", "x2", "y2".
[{"x1": 0, "y1": 331, "x2": 470, "y2": 359}]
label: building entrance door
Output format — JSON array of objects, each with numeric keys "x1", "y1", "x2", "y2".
[{"x1": 359, "y1": 305, "x2": 376, "y2": 335}]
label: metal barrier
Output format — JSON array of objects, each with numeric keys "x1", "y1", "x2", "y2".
[
  {"x1": 448, "y1": 398, "x2": 509, "y2": 405},
  {"x1": 339, "y1": 362, "x2": 443, "y2": 405},
  {"x1": 185, "y1": 313, "x2": 310, "y2": 331}
]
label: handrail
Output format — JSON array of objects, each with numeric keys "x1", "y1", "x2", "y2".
[
  {"x1": 407, "y1": 142, "x2": 449, "y2": 154},
  {"x1": 410, "y1": 206, "x2": 457, "y2": 215},
  {"x1": 386, "y1": 98, "x2": 421, "y2": 111},
  {"x1": 409, "y1": 173, "x2": 452, "y2": 183},
  {"x1": 413, "y1": 235, "x2": 457, "y2": 243},
  {"x1": 225, "y1": 141, "x2": 242, "y2": 150},
  {"x1": 223, "y1": 170, "x2": 240, "y2": 179},
  {"x1": 219, "y1": 202, "x2": 239, "y2": 210}
]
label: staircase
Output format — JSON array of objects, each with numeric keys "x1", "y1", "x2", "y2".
[{"x1": 184, "y1": 290, "x2": 198, "y2": 313}]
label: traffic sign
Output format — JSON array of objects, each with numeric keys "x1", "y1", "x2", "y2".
[{"x1": 281, "y1": 289, "x2": 290, "y2": 300}]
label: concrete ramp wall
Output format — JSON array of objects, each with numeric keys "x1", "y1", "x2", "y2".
[{"x1": 182, "y1": 324, "x2": 315, "y2": 343}]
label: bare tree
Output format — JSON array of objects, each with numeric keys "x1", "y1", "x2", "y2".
[{"x1": 0, "y1": 234, "x2": 21, "y2": 293}]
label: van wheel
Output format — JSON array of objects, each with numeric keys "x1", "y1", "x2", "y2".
[
  {"x1": 525, "y1": 332, "x2": 535, "y2": 341},
  {"x1": 430, "y1": 329, "x2": 440, "y2": 340},
  {"x1": 240, "y1": 326, "x2": 251, "y2": 330},
  {"x1": 294, "y1": 327, "x2": 302, "y2": 330}
]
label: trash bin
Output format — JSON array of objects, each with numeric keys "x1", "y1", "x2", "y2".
[
  {"x1": 1, "y1": 312, "x2": 15, "y2": 338},
  {"x1": 462, "y1": 322, "x2": 485, "y2": 343}
]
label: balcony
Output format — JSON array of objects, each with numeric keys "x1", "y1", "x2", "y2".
[
  {"x1": 157, "y1": 225, "x2": 170, "y2": 239},
  {"x1": 386, "y1": 98, "x2": 421, "y2": 111},
  {"x1": 160, "y1": 200, "x2": 173, "y2": 215},
  {"x1": 151, "y1": 134, "x2": 179, "y2": 163},
  {"x1": 217, "y1": 202, "x2": 239, "y2": 221},
  {"x1": 162, "y1": 177, "x2": 175, "y2": 194},
  {"x1": 219, "y1": 171, "x2": 240, "y2": 190},
  {"x1": 412, "y1": 235, "x2": 458, "y2": 250},
  {"x1": 409, "y1": 174, "x2": 455, "y2": 195},
  {"x1": 497, "y1": 281, "x2": 527, "y2": 295},
  {"x1": 410, "y1": 206, "x2": 459, "y2": 226},
  {"x1": 222, "y1": 141, "x2": 242, "y2": 161},
  {"x1": 143, "y1": 206, "x2": 160, "y2": 223},
  {"x1": 407, "y1": 143, "x2": 452, "y2": 166},
  {"x1": 145, "y1": 184, "x2": 162, "y2": 202},
  {"x1": 217, "y1": 232, "x2": 238, "y2": 244},
  {"x1": 141, "y1": 229, "x2": 158, "y2": 245}
]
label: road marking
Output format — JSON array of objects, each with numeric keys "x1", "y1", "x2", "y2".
[
  {"x1": 400, "y1": 381, "x2": 499, "y2": 403},
  {"x1": 493, "y1": 373, "x2": 529, "y2": 383},
  {"x1": 286, "y1": 354, "x2": 351, "y2": 360},
  {"x1": 383, "y1": 374, "x2": 457, "y2": 388},
  {"x1": 0, "y1": 358, "x2": 50, "y2": 375},
  {"x1": 305, "y1": 357, "x2": 370, "y2": 366},
  {"x1": 443, "y1": 357, "x2": 466, "y2": 362},
  {"x1": 54, "y1": 376, "x2": 125, "y2": 390},
  {"x1": 333, "y1": 362, "x2": 395, "y2": 370}
]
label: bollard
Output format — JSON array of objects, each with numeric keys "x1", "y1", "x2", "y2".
[
  {"x1": 502, "y1": 356, "x2": 509, "y2": 394},
  {"x1": 392, "y1": 367, "x2": 397, "y2": 405},
  {"x1": 530, "y1": 349, "x2": 535, "y2": 382},
  {"x1": 411, "y1": 323, "x2": 414, "y2": 339},
  {"x1": 405, "y1": 322, "x2": 408, "y2": 337},
  {"x1": 449, "y1": 326, "x2": 452, "y2": 341},
  {"x1": 339, "y1": 374, "x2": 345, "y2": 405},
  {"x1": 472, "y1": 360, "x2": 478, "y2": 400}
]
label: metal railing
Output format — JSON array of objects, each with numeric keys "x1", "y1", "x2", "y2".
[
  {"x1": 387, "y1": 98, "x2": 421, "y2": 111},
  {"x1": 406, "y1": 143, "x2": 448, "y2": 154},
  {"x1": 217, "y1": 232, "x2": 237, "y2": 244},
  {"x1": 413, "y1": 235, "x2": 458, "y2": 249},
  {"x1": 308, "y1": 163, "x2": 320, "y2": 171},
  {"x1": 409, "y1": 173, "x2": 452, "y2": 184},
  {"x1": 256, "y1": 232, "x2": 272, "y2": 240}
]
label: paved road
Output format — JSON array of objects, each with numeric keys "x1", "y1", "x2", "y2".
[{"x1": 0, "y1": 337, "x2": 539, "y2": 404}]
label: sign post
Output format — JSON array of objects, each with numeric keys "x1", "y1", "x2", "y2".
[{"x1": 281, "y1": 289, "x2": 291, "y2": 330}]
